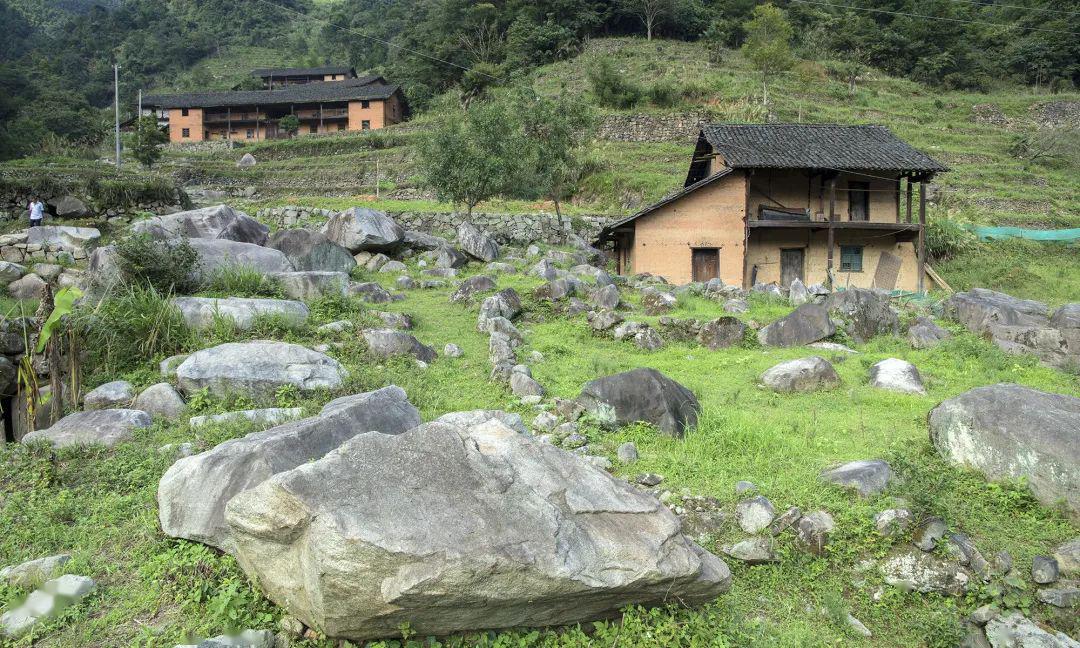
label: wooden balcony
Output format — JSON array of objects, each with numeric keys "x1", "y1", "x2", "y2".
[
  {"x1": 203, "y1": 112, "x2": 267, "y2": 123},
  {"x1": 295, "y1": 109, "x2": 349, "y2": 120}
]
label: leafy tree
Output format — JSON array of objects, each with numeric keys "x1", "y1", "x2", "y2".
[
  {"x1": 130, "y1": 116, "x2": 168, "y2": 169},
  {"x1": 616, "y1": 0, "x2": 675, "y2": 41},
  {"x1": 741, "y1": 3, "x2": 794, "y2": 109},
  {"x1": 278, "y1": 114, "x2": 300, "y2": 137},
  {"x1": 417, "y1": 96, "x2": 530, "y2": 216},
  {"x1": 587, "y1": 59, "x2": 643, "y2": 109},
  {"x1": 515, "y1": 88, "x2": 596, "y2": 217}
]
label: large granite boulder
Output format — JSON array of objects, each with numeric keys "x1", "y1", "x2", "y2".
[
  {"x1": 1051, "y1": 304, "x2": 1080, "y2": 330},
  {"x1": 983, "y1": 612, "x2": 1080, "y2": 648},
  {"x1": 757, "y1": 304, "x2": 836, "y2": 347},
  {"x1": 176, "y1": 341, "x2": 346, "y2": 399},
  {"x1": 25, "y1": 226, "x2": 100, "y2": 253},
  {"x1": 697, "y1": 317, "x2": 747, "y2": 350},
  {"x1": 929, "y1": 384, "x2": 1080, "y2": 521},
  {"x1": 0, "y1": 261, "x2": 27, "y2": 286},
  {"x1": 158, "y1": 386, "x2": 419, "y2": 552},
  {"x1": 478, "y1": 289, "x2": 522, "y2": 329},
  {"x1": 824, "y1": 288, "x2": 899, "y2": 343},
  {"x1": 944, "y1": 288, "x2": 1049, "y2": 333},
  {"x1": 908, "y1": 316, "x2": 951, "y2": 349},
  {"x1": 268, "y1": 229, "x2": 355, "y2": 273},
  {"x1": 457, "y1": 222, "x2": 500, "y2": 262},
  {"x1": 577, "y1": 368, "x2": 700, "y2": 437},
  {"x1": 362, "y1": 329, "x2": 436, "y2": 363},
  {"x1": 224, "y1": 418, "x2": 730, "y2": 641},
  {"x1": 7, "y1": 274, "x2": 46, "y2": 300},
  {"x1": 869, "y1": 358, "x2": 926, "y2": 395},
  {"x1": 321, "y1": 208, "x2": 404, "y2": 253},
  {"x1": 131, "y1": 205, "x2": 269, "y2": 245},
  {"x1": 22, "y1": 409, "x2": 151, "y2": 448},
  {"x1": 171, "y1": 297, "x2": 309, "y2": 330},
  {"x1": 270, "y1": 271, "x2": 349, "y2": 300},
  {"x1": 761, "y1": 356, "x2": 841, "y2": 392},
  {"x1": 188, "y1": 239, "x2": 294, "y2": 277},
  {"x1": 49, "y1": 195, "x2": 89, "y2": 219},
  {"x1": 83, "y1": 380, "x2": 134, "y2": 410}
]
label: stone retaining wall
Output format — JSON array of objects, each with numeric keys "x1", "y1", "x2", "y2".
[
  {"x1": 255, "y1": 206, "x2": 613, "y2": 245},
  {"x1": 596, "y1": 112, "x2": 710, "y2": 142},
  {"x1": 0, "y1": 193, "x2": 184, "y2": 225}
]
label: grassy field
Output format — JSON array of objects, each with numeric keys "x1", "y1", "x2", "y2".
[{"x1": 1, "y1": 246, "x2": 1077, "y2": 647}]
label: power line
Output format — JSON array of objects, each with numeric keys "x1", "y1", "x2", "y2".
[
  {"x1": 245, "y1": 0, "x2": 503, "y2": 81},
  {"x1": 943, "y1": 0, "x2": 1080, "y2": 17},
  {"x1": 788, "y1": 0, "x2": 1080, "y2": 36}
]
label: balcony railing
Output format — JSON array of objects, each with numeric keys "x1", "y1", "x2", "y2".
[
  {"x1": 295, "y1": 109, "x2": 349, "y2": 119},
  {"x1": 203, "y1": 112, "x2": 267, "y2": 123}
]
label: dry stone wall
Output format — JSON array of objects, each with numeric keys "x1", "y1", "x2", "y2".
[
  {"x1": 596, "y1": 112, "x2": 711, "y2": 142},
  {"x1": 256, "y1": 206, "x2": 611, "y2": 245}
]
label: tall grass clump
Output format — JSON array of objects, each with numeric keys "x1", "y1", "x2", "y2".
[
  {"x1": 114, "y1": 234, "x2": 201, "y2": 294},
  {"x1": 71, "y1": 285, "x2": 191, "y2": 376},
  {"x1": 588, "y1": 59, "x2": 643, "y2": 109},
  {"x1": 926, "y1": 217, "x2": 978, "y2": 261},
  {"x1": 201, "y1": 264, "x2": 283, "y2": 298}
]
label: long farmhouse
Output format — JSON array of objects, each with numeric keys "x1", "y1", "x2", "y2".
[
  {"x1": 597, "y1": 124, "x2": 948, "y2": 293},
  {"x1": 143, "y1": 66, "x2": 406, "y2": 143}
]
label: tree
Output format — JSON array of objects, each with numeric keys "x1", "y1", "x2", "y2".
[
  {"x1": 417, "y1": 96, "x2": 530, "y2": 217},
  {"x1": 587, "y1": 59, "x2": 643, "y2": 109},
  {"x1": 515, "y1": 88, "x2": 596, "y2": 217},
  {"x1": 279, "y1": 114, "x2": 300, "y2": 138},
  {"x1": 617, "y1": 0, "x2": 675, "y2": 41},
  {"x1": 130, "y1": 116, "x2": 168, "y2": 169},
  {"x1": 741, "y1": 3, "x2": 793, "y2": 109}
]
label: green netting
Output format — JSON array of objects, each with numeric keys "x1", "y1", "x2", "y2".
[{"x1": 969, "y1": 225, "x2": 1080, "y2": 242}]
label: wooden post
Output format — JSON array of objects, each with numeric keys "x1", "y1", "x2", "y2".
[
  {"x1": 319, "y1": 102, "x2": 324, "y2": 133},
  {"x1": 227, "y1": 107, "x2": 232, "y2": 145},
  {"x1": 826, "y1": 177, "x2": 836, "y2": 285},
  {"x1": 918, "y1": 182, "x2": 927, "y2": 294},
  {"x1": 895, "y1": 177, "x2": 901, "y2": 223},
  {"x1": 906, "y1": 178, "x2": 913, "y2": 223},
  {"x1": 255, "y1": 104, "x2": 260, "y2": 141}
]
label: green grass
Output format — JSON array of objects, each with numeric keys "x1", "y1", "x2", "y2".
[
  {"x1": 2, "y1": 249, "x2": 1077, "y2": 647},
  {"x1": 934, "y1": 240, "x2": 1080, "y2": 306}
]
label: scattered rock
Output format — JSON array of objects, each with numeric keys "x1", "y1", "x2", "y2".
[
  {"x1": 617, "y1": 442, "x2": 639, "y2": 465},
  {"x1": 133, "y1": 383, "x2": 186, "y2": 420},
  {"x1": 874, "y1": 509, "x2": 914, "y2": 537},
  {"x1": 457, "y1": 222, "x2": 500, "y2": 262},
  {"x1": 379, "y1": 260, "x2": 407, "y2": 273},
  {"x1": 403, "y1": 230, "x2": 447, "y2": 251},
  {"x1": 0, "y1": 261, "x2": 27, "y2": 285},
  {"x1": 321, "y1": 207, "x2": 404, "y2": 252},
  {"x1": 160, "y1": 354, "x2": 189, "y2": 377},
  {"x1": 913, "y1": 516, "x2": 948, "y2": 551},
  {"x1": 1036, "y1": 584, "x2": 1080, "y2": 608},
  {"x1": 633, "y1": 327, "x2": 665, "y2": 351},
  {"x1": 984, "y1": 612, "x2": 1080, "y2": 647},
  {"x1": 908, "y1": 316, "x2": 952, "y2": 349},
  {"x1": 0, "y1": 554, "x2": 71, "y2": 588},
  {"x1": 348, "y1": 281, "x2": 393, "y2": 303},
  {"x1": 796, "y1": 510, "x2": 835, "y2": 555},
  {"x1": 237, "y1": 152, "x2": 257, "y2": 168},
  {"x1": 266, "y1": 229, "x2": 355, "y2": 274},
  {"x1": 176, "y1": 342, "x2": 347, "y2": 399},
  {"x1": 6, "y1": 273, "x2": 46, "y2": 299},
  {"x1": 188, "y1": 239, "x2": 294, "y2": 277},
  {"x1": 1032, "y1": 556, "x2": 1059, "y2": 584},
  {"x1": 725, "y1": 537, "x2": 779, "y2": 564},
  {"x1": 735, "y1": 480, "x2": 756, "y2": 494},
  {"x1": 636, "y1": 473, "x2": 664, "y2": 487},
  {"x1": 436, "y1": 410, "x2": 527, "y2": 436},
  {"x1": 223, "y1": 418, "x2": 730, "y2": 641},
  {"x1": 577, "y1": 368, "x2": 700, "y2": 437},
  {"x1": 587, "y1": 309, "x2": 624, "y2": 331},
  {"x1": 272, "y1": 271, "x2": 349, "y2": 300},
  {"x1": 23, "y1": 409, "x2": 151, "y2": 448},
  {"x1": 881, "y1": 548, "x2": 969, "y2": 595},
  {"x1": 1054, "y1": 538, "x2": 1080, "y2": 577},
  {"x1": 820, "y1": 459, "x2": 894, "y2": 497},
  {"x1": 825, "y1": 288, "x2": 900, "y2": 343},
  {"x1": 722, "y1": 298, "x2": 749, "y2": 314},
  {"x1": 132, "y1": 205, "x2": 268, "y2": 245},
  {"x1": 869, "y1": 358, "x2": 926, "y2": 395},
  {"x1": 736, "y1": 495, "x2": 776, "y2": 534},
  {"x1": 761, "y1": 356, "x2": 840, "y2": 392},
  {"x1": 83, "y1": 380, "x2": 134, "y2": 410},
  {"x1": 757, "y1": 304, "x2": 836, "y2": 347},
  {"x1": 0, "y1": 574, "x2": 96, "y2": 638},
  {"x1": 929, "y1": 384, "x2": 1080, "y2": 521},
  {"x1": 509, "y1": 365, "x2": 546, "y2": 399},
  {"x1": 641, "y1": 287, "x2": 677, "y2": 315},
  {"x1": 451, "y1": 275, "x2": 496, "y2": 303},
  {"x1": 846, "y1": 614, "x2": 872, "y2": 638},
  {"x1": 362, "y1": 329, "x2": 436, "y2": 363},
  {"x1": 696, "y1": 317, "x2": 747, "y2": 350},
  {"x1": 374, "y1": 311, "x2": 413, "y2": 329},
  {"x1": 788, "y1": 279, "x2": 810, "y2": 305},
  {"x1": 768, "y1": 506, "x2": 802, "y2": 535},
  {"x1": 443, "y1": 343, "x2": 463, "y2": 358},
  {"x1": 171, "y1": 297, "x2": 309, "y2": 330},
  {"x1": 50, "y1": 195, "x2": 89, "y2": 219},
  {"x1": 478, "y1": 289, "x2": 522, "y2": 328}
]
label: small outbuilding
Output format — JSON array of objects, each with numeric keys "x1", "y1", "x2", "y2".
[{"x1": 596, "y1": 124, "x2": 948, "y2": 292}]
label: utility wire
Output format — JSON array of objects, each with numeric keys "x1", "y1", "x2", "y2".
[
  {"x1": 943, "y1": 0, "x2": 1080, "y2": 17},
  {"x1": 245, "y1": 0, "x2": 503, "y2": 81},
  {"x1": 788, "y1": 0, "x2": 1080, "y2": 36}
]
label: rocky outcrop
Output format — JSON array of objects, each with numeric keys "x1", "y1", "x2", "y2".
[
  {"x1": 268, "y1": 229, "x2": 355, "y2": 273},
  {"x1": 270, "y1": 271, "x2": 349, "y2": 300},
  {"x1": 757, "y1": 304, "x2": 836, "y2": 347},
  {"x1": 824, "y1": 288, "x2": 899, "y2": 343},
  {"x1": 577, "y1": 368, "x2": 700, "y2": 437},
  {"x1": 22, "y1": 409, "x2": 151, "y2": 448},
  {"x1": 457, "y1": 222, "x2": 500, "y2": 262},
  {"x1": 130, "y1": 205, "x2": 269, "y2": 245},
  {"x1": 158, "y1": 386, "x2": 419, "y2": 552},
  {"x1": 176, "y1": 341, "x2": 346, "y2": 399},
  {"x1": 224, "y1": 417, "x2": 730, "y2": 641},
  {"x1": 868, "y1": 358, "x2": 926, "y2": 395},
  {"x1": 321, "y1": 208, "x2": 404, "y2": 253},
  {"x1": 171, "y1": 297, "x2": 309, "y2": 330},
  {"x1": 188, "y1": 239, "x2": 294, "y2": 276},
  {"x1": 929, "y1": 384, "x2": 1080, "y2": 521},
  {"x1": 944, "y1": 288, "x2": 1049, "y2": 333},
  {"x1": 362, "y1": 329, "x2": 436, "y2": 363},
  {"x1": 760, "y1": 357, "x2": 840, "y2": 392}
]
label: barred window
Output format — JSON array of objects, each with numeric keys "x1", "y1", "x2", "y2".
[{"x1": 840, "y1": 246, "x2": 864, "y2": 272}]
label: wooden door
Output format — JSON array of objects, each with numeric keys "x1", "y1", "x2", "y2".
[
  {"x1": 691, "y1": 248, "x2": 719, "y2": 282},
  {"x1": 780, "y1": 248, "x2": 805, "y2": 287},
  {"x1": 849, "y1": 181, "x2": 870, "y2": 221}
]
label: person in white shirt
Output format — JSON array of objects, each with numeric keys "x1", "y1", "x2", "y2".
[{"x1": 28, "y1": 198, "x2": 44, "y2": 227}]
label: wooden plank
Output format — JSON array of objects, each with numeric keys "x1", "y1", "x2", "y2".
[
  {"x1": 827, "y1": 178, "x2": 836, "y2": 286},
  {"x1": 873, "y1": 251, "x2": 902, "y2": 291},
  {"x1": 906, "y1": 179, "x2": 913, "y2": 224},
  {"x1": 924, "y1": 264, "x2": 954, "y2": 293},
  {"x1": 895, "y1": 177, "x2": 901, "y2": 223}
]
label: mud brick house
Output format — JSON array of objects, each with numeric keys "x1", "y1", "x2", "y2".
[
  {"x1": 144, "y1": 73, "x2": 405, "y2": 143},
  {"x1": 597, "y1": 124, "x2": 948, "y2": 293}
]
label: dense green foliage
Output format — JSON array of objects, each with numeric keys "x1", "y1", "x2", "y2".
[
  {"x1": 2, "y1": 0, "x2": 1078, "y2": 158},
  {"x1": 130, "y1": 116, "x2": 169, "y2": 169},
  {"x1": 113, "y1": 234, "x2": 200, "y2": 294}
]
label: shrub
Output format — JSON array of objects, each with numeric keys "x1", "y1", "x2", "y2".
[
  {"x1": 114, "y1": 234, "x2": 201, "y2": 293},
  {"x1": 925, "y1": 218, "x2": 977, "y2": 261},
  {"x1": 71, "y1": 284, "x2": 191, "y2": 375},
  {"x1": 587, "y1": 59, "x2": 643, "y2": 109},
  {"x1": 648, "y1": 81, "x2": 680, "y2": 108},
  {"x1": 201, "y1": 264, "x2": 283, "y2": 298}
]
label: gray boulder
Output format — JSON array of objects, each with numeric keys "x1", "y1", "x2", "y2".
[
  {"x1": 188, "y1": 239, "x2": 294, "y2": 277},
  {"x1": 824, "y1": 288, "x2": 899, "y2": 343},
  {"x1": 577, "y1": 368, "x2": 700, "y2": 438},
  {"x1": 724, "y1": 538, "x2": 779, "y2": 564},
  {"x1": 944, "y1": 288, "x2": 1049, "y2": 333},
  {"x1": 435, "y1": 410, "x2": 526, "y2": 435},
  {"x1": 0, "y1": 554, "x2": 70, "y2": 588},
  {"x1": 760, "y1": 356, "x2": 840, "y2": 392},
  {"x1": 451, "y1": 275, "x2": 496, "y2": 303},
  {"x1": 362, "y1": 329, "x2": 436, "y2": 363},
  {"x1": 176, "y1": 341, "x2": 346, "y2": 399},
  {"x1": 237, "y1": 152, "x2": 256, "y2": 168},
  {"x1": 0, "y1": 261, "x2": 26, "y2": 285},
  {"x1": 820, "y1": 459, "x2": 893, "y2": 497},
  {"x1": 587, "y1": 309, "x2": 623, "y2": 332},
  {"x1": 1056, "y1": 539, "x2": 1080, "y2": 577},
  {"x1": 83, "y1": 380, "x2": 134, "y2": 409},
  {"x1": 31, "y1": 263, "x2": 63, "y2": 282},
  {"x1": 736, "y1": 495, "x2": 775, "y2": 533},
  {"x1": 133, "y1": 383, "x2": 186, "y2": 420},
  {"x1": 434, "y1": 246, "x2": 469, "y2": 269},
  {"x1": 158, "y1": 386, "x2": 419, "y2": 552},
  {"x1": 1, "y1": 574, "x2": 96, "y2": 638},
  {"x1": 697, "y1": 317, "x2": 747, "y2": 350},
  {"x1": 23, "y1": 409, "x2": 151, "y2": 448},
  {"x1": 757, "y1": 304, "x2": 836, "y2": 347},
  {"x1": 374, "y1": 311, "x2": 413, "y2": 330},
  {"x1": 1051, "y1": 304, "x2": 1080, "y2": 330},
  {"x1": 322, "y1": 208, "x2": 404, "y2": 253},
  {"x1": 403, "y1": 230, "x2": 447, "y2": 251},
  {"x1": 457, "y1": 222, "x2": 500, "y2": 262},
  {"x1": 171, "y1": 297, "x2": 309, "y2": 330},
  {"x1": 6, "y1": 274, "x2": 46, "y2": 299},
  {"x1": 869, "y1": 358, "x2": 926, "y2": 395},
  {"x1": 880, "y1": 548, "x2": 969, "y2": 595},
  {"x1": 50, "y1": 195, "x2": 89, "y2": 219},
  {"x1": 223, "y1": 418, "x2": 730, "y2": 641},
  {"x1": 788, "y1": 279, "x2": 810, "y2": 305},
  {"x1": 26, "y1": 226, "x2": 100, "y2": 252},
  {"x1": 268, "y1": 229, "x2": 355, "y2": 273},
  {"x1": 592, "y1": 284, "x2": 620, "y2": 310},
  {"x1": 908, "y1": 316, "x2": 951, "y2": 349},
  {"x1": 641, "y1": 287, "x2": 677, "y2": 315},
  {"x1": 509, "y1": 365, "x2": 546, "y2": 399},
  {"x1": 188, "y1": 408, "x2": 303, "y2": 429},
  {"x1": 929, "y1": 384, "x2": 1080, "y2": 521},
  {"x1": 270, "y1": 271, "x2": 349, "y2": 300},
  {"x1": 131, "y1": 205, "x2": 269, "y2": 245},
  {"x1": 984, "y1": 612, "x2": 1080, "y2": 647},
  {"x1": 348, "y1": 281, "x2": 393, "y2": 303},
  {"x1": 478, "y1": 289, "x2": 522, "y2": 328}
]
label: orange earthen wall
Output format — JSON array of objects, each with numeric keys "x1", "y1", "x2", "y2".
[
  {"x1": 348, "y1": 100, "x2": 386, "y2": 130},
  {"x1": 628, "y1": 172, "x2": 748, "y2": 285},
  {"x1": 748, "y1": 169, "x2": 900, "y2": 222},
  {"x1": 168, "y1": 108, "x2": 204, "y2": 142}
]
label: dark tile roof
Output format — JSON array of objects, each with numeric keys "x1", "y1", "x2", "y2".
[
  {"x1": 144, "y1": 79, "x2": 400, "y2": 109},
  {"x1": 251, "y1": 65, "x2": 355, "y2": 77},
  {"x1": 701, "y1": 124, "x2": 948, "y2": 173}
]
